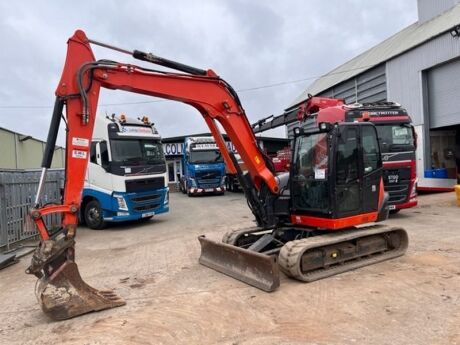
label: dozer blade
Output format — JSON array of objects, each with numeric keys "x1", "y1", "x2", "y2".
[
  {"x1": 198, "y1": 235, "x2": 280, "y2": 292},
  {"x1": 36, "y1": 261, "x2": 125, "y2": 320}
]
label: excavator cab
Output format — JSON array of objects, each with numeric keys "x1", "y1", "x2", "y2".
[
  {"x1": 290, "y1": 122, "x2": 388, "y2": 227},
  {"x1": 200, "y1": 121, "x2": 405, "y2": 292}
]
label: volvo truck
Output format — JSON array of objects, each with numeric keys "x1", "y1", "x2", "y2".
[
  {"x1": 81, "y1": 114, "x2": 169, "y2": 229},
  {"x1": 179, "y1": 136, "x2": 226, "y2": 196}
]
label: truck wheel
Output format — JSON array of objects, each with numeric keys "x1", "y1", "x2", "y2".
[
  {"x1": 84, "y1": 200, "x2": 106, "y2": 230},
  {"x1": 230, "y1": 179, "x2": 238, "y2": 192},
  {"x1": 389, "y1": 209, "x2": 400, "y2": 215},
  {"x1": 228, "y1": 179, "x2": 233, "y2": 192},
  {"x1": 180, "y1": 180, "x2": 186, "y2": 194}
]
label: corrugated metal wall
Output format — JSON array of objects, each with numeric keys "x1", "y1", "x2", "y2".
[
  {"x1": 0, "y1": 128, "x2": 65, "y2": 169},
  {"x1": 427, "y1": 58, "x2": 460, "y2": 128},
  {"x1": 386, "y1": 32, "x2": 460, "y2": 126},
  {"x1": 317, "y1": 64, "x2": 387, "y2": 104},
  {"x1": 417, "y1": 0, "x2": 460, "y2": 23},
  {"x1": 0, "y1": 170, "x2": 64, "y2": 251},
  {"x1": 386, "y1": 31, "x2": 460, "y2": 171}
]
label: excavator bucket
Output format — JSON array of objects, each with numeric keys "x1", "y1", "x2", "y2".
[
  {"x1": 198, "y1": 235, "x2": 280, "y2": 292},
  {"x1": 36, "y1": 261, "x2": 125, "y2": 320}
]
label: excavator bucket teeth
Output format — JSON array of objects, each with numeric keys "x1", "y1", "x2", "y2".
[
  {"x1": 198, "y1": 235, "x2": 280, "y2": 292},
  {"x1": 36, "y1": 261, "x2": 125, "y2": 320}
]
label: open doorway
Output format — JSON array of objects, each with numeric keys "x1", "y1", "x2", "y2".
[{"x1": 429, "y1": 126, "x2": 459, "y2": 182}]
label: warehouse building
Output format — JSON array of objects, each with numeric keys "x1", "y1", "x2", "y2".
[
  {"x1": 162, "y1": 133, "x2": 289, "y2": 187},
  {"x1": 0, "y1": 127, "x2": 65, "y2": 170},
  {"x1": 287, "y1": 0, "x2": 460, "y2": 190}
]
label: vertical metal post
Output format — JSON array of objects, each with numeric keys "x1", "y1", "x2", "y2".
[{"x1": 0, "y1": 177, "x2": 8, "y2": 250}]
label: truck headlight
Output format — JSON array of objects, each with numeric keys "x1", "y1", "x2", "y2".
[
  {"x1": 114, "y1": 195, "x2": 128, "y2": 211},
  {"x1": 189, "y1": 178, "x2": 197, "y2": 187},
  {"x1": 164, "y1": 189, "x2": 169, "y2": 205},
  {"x1": 410, "y1": 179, "x2": 418, "y2": 198}
]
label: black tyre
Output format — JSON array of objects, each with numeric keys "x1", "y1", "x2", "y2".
[
  {"x1": 228, "y1": 178, "x2": 234, "y2": 192},
  {"x1": 84, "y1": 200, "x2": 106, "y2": 230},
  {"x1": 389, "y1": 209, "x2": 401, "y2": 215}
]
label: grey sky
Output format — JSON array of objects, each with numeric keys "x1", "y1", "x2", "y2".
[{"x1": 0, "y1": 1, "x2": 417, "y2": 145}]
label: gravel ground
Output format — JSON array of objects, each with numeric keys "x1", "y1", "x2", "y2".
[{"x1": 0, "y1": 191, "x2": 459, "y2": 345}]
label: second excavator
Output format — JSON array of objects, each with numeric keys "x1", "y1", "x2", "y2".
[{"x1": 28, "y1": 30, "x2": 408, "y2": 320}]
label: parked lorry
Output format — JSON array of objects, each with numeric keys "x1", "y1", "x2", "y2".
[
  {"x1": 254, "y1": 98, "x2": 417, "y2": 212},
  {"x1": 342, "y1": 102, "x2": 418, "y2": 212},
  {"x1": 81, "y1": 114, "x2": 169, "y2": 229},
  {"x1": 226, "y1": 147, "x2": 291, "y2": 192},
  {"x1": 179, "y1": 136, "x2": 226, "y2": 196},
  {"x1": 270, "y1": 147, "x2": 291, "y2": 173}
]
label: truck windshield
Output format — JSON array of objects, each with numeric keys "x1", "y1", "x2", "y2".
[
  {"x1": 375, "y1": 124, "x2": 414, "y2": 153},
  {"x1": 189, "y1": 150, "x2": 223, "y2": 164},
  {"x1": 111, "y1": 139, "x2": 165, "y2": 165}
]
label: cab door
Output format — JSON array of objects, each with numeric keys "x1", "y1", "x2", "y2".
[
  {"x1": 360, "y1": 124, "x2": 382, "y2": 213},
  {"x1": 334, "y1": 125, "x2": 362, "y2": 218},
  {"x1": 333, "y1": 123, "x2": 382, "y2": 219}
]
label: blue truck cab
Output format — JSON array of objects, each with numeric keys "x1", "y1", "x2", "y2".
[
  {"x1": 179, "y1": 136, "x2": 226, "y2": 196},
  {"x1": 81, "y1": 114, "x2": 169, "y2": 229}
]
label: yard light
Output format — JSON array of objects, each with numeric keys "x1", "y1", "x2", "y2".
[{"x1": 450, "y1": 25, "x2": 460, "y2": 37}]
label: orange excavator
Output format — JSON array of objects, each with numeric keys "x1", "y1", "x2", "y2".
[{"x1": 28, "y1": 30, "x2": 408, "y2": 320}]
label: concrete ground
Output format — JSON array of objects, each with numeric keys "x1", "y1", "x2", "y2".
[{"x1": 0, "y1": 191, "x2": 459, "y2": 345}]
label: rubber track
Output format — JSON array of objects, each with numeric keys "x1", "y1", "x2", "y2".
[{"x1": 278, "y1": 224, "x2": 408, "y2": 283}]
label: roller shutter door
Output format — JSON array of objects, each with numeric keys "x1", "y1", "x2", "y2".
[{"x1": 427, "y1": 59, "x2": 460, "y2": 129}]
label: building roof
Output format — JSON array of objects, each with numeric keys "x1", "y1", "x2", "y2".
[
  {"x1": 289, "y1": 3, "x2": 460, "y2": 108},
  {"x1": 0, "y1": 126, "x2": 64, "y2": 148}
]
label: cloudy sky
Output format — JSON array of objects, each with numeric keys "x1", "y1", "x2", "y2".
[{"x1": 0, "y1": 1, "x2": 418, "y2": 145}]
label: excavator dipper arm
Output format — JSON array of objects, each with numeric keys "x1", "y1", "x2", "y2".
[{"x1": 28, "y1": 30, "x2": 280, "y2": 319}]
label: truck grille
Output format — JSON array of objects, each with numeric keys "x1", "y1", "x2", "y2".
[
  {"x1": 129, "y1": 193, "x2": 162, "y2": 212},
  {"x1": 195, "y1": 170, "x2": 220, "y2": 179},
  {"x1": 385, "y1": 183, "x2": 409, "y2": 204},
  {"x1": 195, "y1": 170, "x2": 221, "y2": 188},
  {"x1": 125, "y1": 177, "x2": 165, "y2": 192}
]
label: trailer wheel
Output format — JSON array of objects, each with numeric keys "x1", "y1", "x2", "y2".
[{"x1": 84, "y1": 200, "x2": 106, "y2": 230}]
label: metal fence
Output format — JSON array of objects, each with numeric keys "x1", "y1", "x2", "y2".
[{"x1": 0, "y1": 169, "x2": 64, "y2": 252}]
